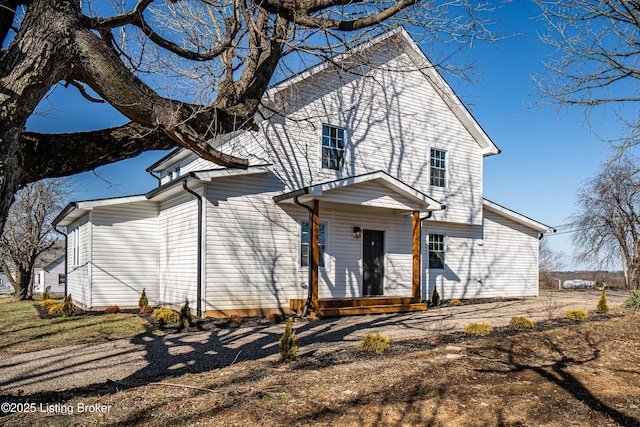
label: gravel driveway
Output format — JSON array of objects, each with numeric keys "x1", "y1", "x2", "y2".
[{"x1": 0, "y1": 290, "x2": 628, "y2": 396}]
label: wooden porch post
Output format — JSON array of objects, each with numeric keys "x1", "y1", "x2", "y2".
[
  {"x1": 412, "y1": 211, "x2": 421, "y2": 302},
  {"x1": 311, "y1": 199, "x2": 320, "y2": 312}
]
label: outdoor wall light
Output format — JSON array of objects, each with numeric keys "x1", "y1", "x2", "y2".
[{"x1": 353, "y1": 226, "x2": 362, "y2": 239}]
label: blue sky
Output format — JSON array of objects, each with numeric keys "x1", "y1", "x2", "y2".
[{"x1": 25, "y1": 0, "x2": 624, "y2": 270}]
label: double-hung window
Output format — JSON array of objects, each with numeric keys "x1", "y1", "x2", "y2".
[
  {"x1": 430, "y1": 148, "x2": 446, "y2": 188},
  {"x1": 300, "y1": 221, "x2": 326, "y2": 268},
  {"x1": 428, "y1": 233, "x2": 445, "y2": 269},
  {"x1": 322, "y1": 125, "x2": 345, "y2": 171}
]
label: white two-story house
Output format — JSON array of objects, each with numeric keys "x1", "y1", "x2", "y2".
[{"x1": 53, "y1": 27, "x2": 552, "y2": 318}]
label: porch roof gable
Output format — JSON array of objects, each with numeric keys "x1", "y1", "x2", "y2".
[{"x1": 273, "y1": 171, "x2": 442, "y2": 212}]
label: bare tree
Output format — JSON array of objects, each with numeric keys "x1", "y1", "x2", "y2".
[
  {"x1": 0, "y1": 0, "x2": 497, "y2": 234},
  {"x1": 0, "y1": 179, "x2": 67, "y2": 300},
  {"x1": 534, "y1": 0, "x2": 640, "y2": 148},
  {"x1": 539, "y1": 238, "x2": 564, "y2": 288},
  {"x1": 571, "y1": 157, "x2": 640, "y2": 289}
]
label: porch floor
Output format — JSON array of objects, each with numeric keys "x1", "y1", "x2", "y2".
[{"x1": 290, "y1": 296, "x2": 427, "y2": 318}]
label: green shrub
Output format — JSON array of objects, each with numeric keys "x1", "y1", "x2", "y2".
[
  {"x1": 463, "y1": 322, "x2": 492, "y2": 336},
  {"x1": 359, "y1": 333, "x2": 390, "y2": 353},
  {"x1": 596, "y1": 289, "x2": 609, "y2": 314},
  {"x1": 430, "y1": 287, "x2": 441, "y2": 306},
  {"x1": 104, "y1": 305, "x2": 120, "y2": 314},
  {"x1": 178, "y1": 299, "x2": 192, "y2": 328},
  {"x1": 279, "y1": 318, "x2": 299, "y2": 361},
  {"x1": 62, "y1": 294, "x2": 75, "y2": 317},
  {"x1": 621, "y1": 290, "x2": 640, "y2": 310},
  {"x1": 48, "y1": 303, "x2": 64, "y2": 316},
  {"x1": 41, "y1": 290, "x2": 50, "y2": 301},
  {"x1": 39, "y1": 299, "x2": 58, "y2": 307},
  {"x1": 140, "y1": 305, "x2": 154, "y2": 314},
  {"x1": 138, "y1": 288, "x2": 149, "y2": 308},
  {"x1": 565, "y1": 309, "x2": 588, "y2": 320},
  {"x1": 151, "y1": 308, "x2": 179, "y2": 325},
  {"x1": 509, "y1": 316, "x2": 535, "y2": 330}
]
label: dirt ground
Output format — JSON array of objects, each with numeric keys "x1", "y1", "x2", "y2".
[{"x1": 2, "y1": 300, "x2": 640, "y2": 426}]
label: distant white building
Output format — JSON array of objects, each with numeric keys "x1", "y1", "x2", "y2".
[
  {"x1": 54, "y1": 27, "x2": 553, "y2": 318},
  {"x1": 33, "y1": 255, "x2": 66, "y2": 294}
]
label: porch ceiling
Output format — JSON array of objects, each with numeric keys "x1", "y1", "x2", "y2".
[{"x1": 273, "y1": 170, "x2": 442, "y2": 213}]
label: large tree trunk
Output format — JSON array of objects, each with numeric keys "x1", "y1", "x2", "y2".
[{"x1": 11, "y1": 266, "x2": 33, "y2": 301}]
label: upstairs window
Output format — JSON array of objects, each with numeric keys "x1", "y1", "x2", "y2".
[
  {"x1": 430, "y1": 148, "x2": 446, "y2": 187},
  {"x1": 322, "y1": 125, "x2": 345, "y2": 171},
  {"x1": 428, "y1": 234, "x2": 445, "y2": 269},
  {"x1": 300, "y1": 221, "x2": 326, "y2": 268}
]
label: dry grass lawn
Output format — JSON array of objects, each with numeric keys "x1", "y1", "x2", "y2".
[{"x1": 3, "y1": 311, "x2": 640, "y2": 426}]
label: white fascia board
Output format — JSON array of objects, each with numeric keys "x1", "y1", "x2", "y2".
[
  {"x1": 194, "y1": 166, "x2": 270, "y2": 181},
  {"x1": 483, "y1": 199, "x2": 554, "y2": 233}
]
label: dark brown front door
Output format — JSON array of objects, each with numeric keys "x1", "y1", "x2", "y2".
[{"x1": 363, "y1": 230, "x2": 384, "y2": 296}]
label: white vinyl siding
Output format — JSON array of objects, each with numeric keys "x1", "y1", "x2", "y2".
[
  {"x1": 66, "y1": 217, "x2": 91, "y2": 308},
  {"x1": 204, "y1": 173, "x2": 303, "y2": 313},
  {"x1": 254, "y1": 38, "x2": 483, "y2": 224},
  {"x1": 159, "y1": 193, "x2": 199, "y2": 308},
  {"x1": 90, "y1": 202, "x2": 159, "y2": 307}
]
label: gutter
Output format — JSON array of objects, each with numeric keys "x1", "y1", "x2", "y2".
[
  {"x1": 293, "y1": 195, "x2": 314, "y2": 318},
  {"x1": 182, "y1": 178, "x2": 203, "y2": 318},
  {"x1": 53, "y1": 226, "x2": 68, "y2": 296}
]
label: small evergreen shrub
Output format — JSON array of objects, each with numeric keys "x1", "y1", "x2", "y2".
[
  {"x1": 151, "y1": 308, "x2": 179, "y2": 325},
  {"x1": 178, "y1": 299, "x2": 192, "y2": 328},
  {"x1": 621, "y1": 290, "x2": 640, "y2": 310},
  {"x1": 48, "y1": 303, "x2": 64, "y2": 316},
  {"x1": 279, "y1": 318, "x2": 299, "y2": 361},
  {"x1": 509, "y1": 316, "x2": 535, "y2": 330},
  {"x1": 430, "y1": 287, "x2": 441, "y2": 306},
  {"x1": 104, "y1": 305, "x2": 120, "y2": 314},
  {"x1": 463, "y1": 322, "x2": 492, "y2": 336},
  {"x1": 62, "y1": 294, "x2": 75, "y2": 317},
  {"x1": 229, "y1": 314, "x2": 243, "y2": 325},
  {"x1": 41, "y1": 290, "x2": 50, "y2": 301},
  {"x1": 596, "y1": 289, "x2": 610, "y2": 314},
  {"x1": 39, "y1": 299, "x2": 58, "y2": 307},
  {"x1": 565, "y1": 309, "x2": 588, "y2": 320},
  {"x1": 138, "y1": 288, "x2": 149, "y2": 308},
  {"x1": 359, "y1": 333, "x2": 391, "y2": 353},
  {"x1": 140, "y1": 305, "x2": 154, "y2": 314}
]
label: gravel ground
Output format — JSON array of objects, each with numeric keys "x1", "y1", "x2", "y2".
[{"x1": 0, "y1": 289, "x2": 627, "y2": 396}]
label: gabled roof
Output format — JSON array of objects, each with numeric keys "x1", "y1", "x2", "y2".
[
  {"x1": 148, "y1": 26, "x2": 500, "y2": 172},
  {"x1": 266, "y1": 26, "x2": 500, "y2": 157},
  {"x1": 274, "y1": 170, "x2": 442, "y2": 213},
  {"x1": 483, "y1": 199, "x2": 554, "y2": 234}
]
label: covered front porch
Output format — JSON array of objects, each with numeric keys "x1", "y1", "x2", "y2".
[{"x1": 274, "y1": 171, "x2": 441, "y2": 318}]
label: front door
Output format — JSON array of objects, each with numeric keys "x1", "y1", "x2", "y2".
[{"x1": 363, "y1": 230, "x2": 384, "y2": 296}]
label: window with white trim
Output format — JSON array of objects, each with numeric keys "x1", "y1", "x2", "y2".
[
  {"x1": 300, "y1": 221, "x2": 326, "y2": 268},
  {"x1": 428, "y1": 233, "x2": 445, "y2": 269},
  {"x1": 321, "y1": 125, "x2": 345, "y2": 171},
  {"x1": 430, "y1": 148, "x2": 446, "y2": 187}
]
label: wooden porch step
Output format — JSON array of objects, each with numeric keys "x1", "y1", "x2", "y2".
[
  {"x1": 290, "y1": 297, "x2": 420, "y2": 313},
  {"x1": 318, "y1": 303, "x2": 427, "y2": 318}
]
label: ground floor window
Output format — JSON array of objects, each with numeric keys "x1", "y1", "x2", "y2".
[
  {"x1": 301, "y1": 221, "x2": 326, "y2": 268},
  {"x1": 428, "y1": 233, "x2": 445, "y2": 269},
  {"x1": 58, "y1": 274, "x2": 66, "y2": 285}
]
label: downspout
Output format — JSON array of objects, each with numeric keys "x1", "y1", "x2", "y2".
[
  {"x1": 53, "y1": 226, "x2": 68, "y2": 296},
  {"x1": 183, "y1": 179, "x2": 203, "y2": 318},
  {"x1": 149, "y1": 170, "x2": 162, "y2": 186},
  {"x1": 294, "y1": 195, "x2": 314, "y2": 317}
]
